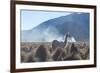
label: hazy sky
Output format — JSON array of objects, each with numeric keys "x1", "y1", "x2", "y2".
[{"x1": 21, "y1": 10, "x2": 72, "y2": 30}]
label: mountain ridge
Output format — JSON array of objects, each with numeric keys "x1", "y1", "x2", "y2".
[{"x1": 21, "y1": 13, "x2": 89, "y2": 42}]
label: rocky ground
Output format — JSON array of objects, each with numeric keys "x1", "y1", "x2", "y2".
[{"x1": 21, "y1": 41, "x2": 89, "y2": 63}]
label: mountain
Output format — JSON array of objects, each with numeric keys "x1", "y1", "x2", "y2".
[{"x1": 21, "y1": 13, "x2": 89, "y2": 42}]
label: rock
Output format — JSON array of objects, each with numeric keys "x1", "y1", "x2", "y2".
[
  {"x1": 35, "y1": 45, "x2": 48, "y2": 62},
  {"x1": 52, "y1": 40, "x2": 65, "y2": 50}
]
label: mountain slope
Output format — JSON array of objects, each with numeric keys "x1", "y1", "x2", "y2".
[{"x1": 21, "y1": 13, "x2": 89, "y2": 42}]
